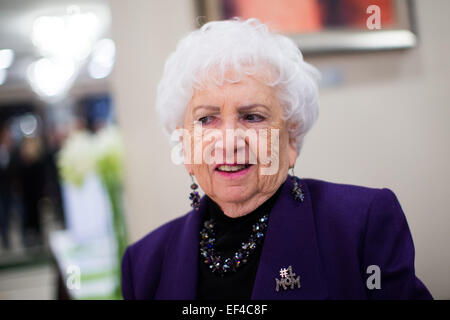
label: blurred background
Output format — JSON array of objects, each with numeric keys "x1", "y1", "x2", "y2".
[{"x1": 0, "y1": 0, "x2": 449, "y2": 299}]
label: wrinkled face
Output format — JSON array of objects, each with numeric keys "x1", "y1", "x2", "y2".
[{"x1": 182, "y1": 70, "x2": 297, "y2": 212}]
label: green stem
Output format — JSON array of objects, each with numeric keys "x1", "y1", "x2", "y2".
[{"x1": 104, "y1": 180, "x2": 128, "y2": 300}]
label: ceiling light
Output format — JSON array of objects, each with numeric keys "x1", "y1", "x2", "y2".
[
  {"x1": 88, "y1": 38, "x2": 116, "y2": 79},
  {"x1": 27, "y1": 57, "x2": 76, "y2": 100},
  {"x1": 0, "y1": 49, "x2": 14, "y2": 69}
]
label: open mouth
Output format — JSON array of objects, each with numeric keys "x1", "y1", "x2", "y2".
[{"x1": 215, "y1": 164, "x2": 253, "y2": 173}]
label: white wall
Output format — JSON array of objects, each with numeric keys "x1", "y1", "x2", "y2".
[
  {"x1": 109, "y1": 0, "x2": 450, "y2": 299},
  {"x1": 109, "y1": 0, "x2": 196, "y2": 244}
]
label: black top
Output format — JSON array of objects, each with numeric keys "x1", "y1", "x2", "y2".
[{"x1": 196, "y1": 184, "x2": 283, "y2": 300}]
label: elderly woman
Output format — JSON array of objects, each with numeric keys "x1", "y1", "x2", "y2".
[{"x1": 121, "y1": 18, "x2": 432, "y2": 300}]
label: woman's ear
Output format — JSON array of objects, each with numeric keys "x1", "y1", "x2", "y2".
[
  {"x1": 184, "y1": 163, "x2": 193, "y2": 175},
  {"x1": 285, "y1": 122, "x2": 299, "y2": 168},
  {"x1": 177, "y1": 125, "x2": 193, "y2": 175},
  {"x1": 288, "y1": 139, "x2": 298, "y2": 169}
]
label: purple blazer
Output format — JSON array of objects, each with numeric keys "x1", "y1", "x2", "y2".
[{"x1": 121, "y1": 176, "x2": 432, "y2": 300}]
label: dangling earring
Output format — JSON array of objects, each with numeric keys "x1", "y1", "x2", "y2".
[
  {"x1": 189, "y1": 174, "x2": 201, "y2": 211},
  {"x1": 290, "y1": 167, "x2": 304, "y2": 202}
]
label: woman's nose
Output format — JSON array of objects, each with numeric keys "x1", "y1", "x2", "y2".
[{"x1": 217, "y1": 119, "x2": 248, "y2": 163}]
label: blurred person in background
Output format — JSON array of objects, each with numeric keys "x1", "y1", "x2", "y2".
[
  {"x1": 18, "y1": 136, "x2": 46, "y2": 247},
  {"x1": 43, "y1": 124, "x2": 67, "y2": 228},
  {"x1": 0, "y1": 122, "x2": 13, "y2": 250}
]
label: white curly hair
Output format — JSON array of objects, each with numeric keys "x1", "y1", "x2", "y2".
[{"x1": 156, "y1": 18, "x2": 320, "y2": 154}]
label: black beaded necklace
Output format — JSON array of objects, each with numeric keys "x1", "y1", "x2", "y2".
[{"x1": 199, "y1": 214, "x2": 269, "y2": 276}]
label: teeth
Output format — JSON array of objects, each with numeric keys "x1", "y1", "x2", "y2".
[{"x1": 217, "y1": 164, "x2": 247, "y2": 172}]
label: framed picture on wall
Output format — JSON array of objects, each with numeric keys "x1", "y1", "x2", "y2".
[{"x1": 196, "y1": 0, "x2": 417, "y2": 54}]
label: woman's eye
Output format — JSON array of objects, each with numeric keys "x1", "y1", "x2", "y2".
[
  {"x1": 198, "y1": 116, "x2": 216, "y2": 125},
  {"x1": 243, "y1": 114, "x2": 265, "y2": 123}
]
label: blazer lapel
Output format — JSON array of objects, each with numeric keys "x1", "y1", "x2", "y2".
[{"x1": 251, "y1": 176, "x2": 329, "y2": 300}]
